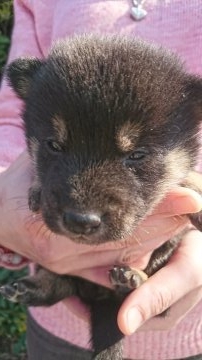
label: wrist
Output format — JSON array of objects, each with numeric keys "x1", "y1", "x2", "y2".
[{"x1": 0, "y1": 169, "x2": 29, "y2": 268}]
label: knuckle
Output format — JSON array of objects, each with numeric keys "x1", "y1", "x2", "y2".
[
  {"x1": 146, "y1": 285, "x2": 174, "y2": 318},
  {"x1": 119, "y1": 248, "x2": 141, "y2": 265}
]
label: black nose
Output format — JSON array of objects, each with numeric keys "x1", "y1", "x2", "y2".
[{"x1": 63, "y1": 211, "x2": 101, "y2": 235}]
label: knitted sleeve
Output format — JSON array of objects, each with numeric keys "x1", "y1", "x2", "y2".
[
  {"x1": 0, "y1": 0, "x2": 42, "y2": 268},
  {"x1": 0, "y1": 0, "x2": 42, "y2": 170}
]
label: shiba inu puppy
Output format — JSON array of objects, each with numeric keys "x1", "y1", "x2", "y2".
[{"x1": 1, "y1": 35, "x2": 202, "y2": 360}]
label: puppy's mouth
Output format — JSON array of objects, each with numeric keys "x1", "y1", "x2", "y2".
[
  {"x1": 67, "y1": 233, "x2": 100, "y2": 245},
  {"x1": 42, "y1": 203, "x2": 138, "y2": 245},
  {"x1": 57, "y1": 220, "x2": 107, "y2": 245},
  {"x1": 50, "y1": 217, "x2": 135, "y2": 246},
  {"x1": 43, "y1": 215, "x2": 128, "y2": 245}
]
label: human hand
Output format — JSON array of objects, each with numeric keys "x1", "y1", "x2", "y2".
[
  {"x1": 118, "y1": 229, "x2": 202, "y2": 335},
  {"x1": 0, "y1": 151, "x2": 202, "y2": 284}
]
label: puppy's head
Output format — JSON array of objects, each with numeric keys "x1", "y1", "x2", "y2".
[{"x1": 7, "y1": 35, "x2": 202, "y2": 244}]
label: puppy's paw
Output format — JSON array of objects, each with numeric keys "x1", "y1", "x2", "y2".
[
  {"x1": 0, "y1": 277, "x2": 45, "y2": 306},
  {"x1": 28, "y1": 186, "x2": 41, "y2": 212},
  {"x1": 109, "y1": 266, "x2": 148, "y2": 294},
  {"x1": 0, "y1": 280, "x2": 30, "y2": 304}
]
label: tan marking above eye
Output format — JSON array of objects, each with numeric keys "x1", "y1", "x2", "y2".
[
  {"x1": 116, "y1": 121, "x2": 142, "y2": 153},
  {"x1": 119, "y1": 135, "x2": 133, "y2": 152},
  {"x1": 52, "y1": 116, "x2": 68, "y2": 143}
]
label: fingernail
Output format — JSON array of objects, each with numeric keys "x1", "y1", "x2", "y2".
[{"x1": 127, "y1": 307, "x2": 144, "y2": 334}]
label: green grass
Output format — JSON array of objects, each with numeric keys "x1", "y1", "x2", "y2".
[
  {"x1": 0, "y1": 1, "x2": 28, "y2": 359},
  {"x1": 0, "y1": 268, "x2": 27, "y2": 358},
  {"x1": 0, "y1": 0, "x2": 13, "y2": 80}
]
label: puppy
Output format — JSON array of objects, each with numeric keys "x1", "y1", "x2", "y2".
[{"x1": 1, "y1": 35, "x2": 202, "y2": 360}]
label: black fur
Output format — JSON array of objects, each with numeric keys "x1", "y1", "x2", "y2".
[{"x1": 2, "y1": 35, "x2": 202, "y2": 360}]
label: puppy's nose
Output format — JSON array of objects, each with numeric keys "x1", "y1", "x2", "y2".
[{"x1": 63, "y1": 211, "x2": 101, "y2": 235}]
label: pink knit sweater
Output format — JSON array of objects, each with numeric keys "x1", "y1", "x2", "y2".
[{"x1": 0, "y1": 1, "x2": 202, "y2": 359}]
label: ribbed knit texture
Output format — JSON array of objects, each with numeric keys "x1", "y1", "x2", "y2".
[{"x1": 1, "y1": 1, "x2": 202, "y2": 358}]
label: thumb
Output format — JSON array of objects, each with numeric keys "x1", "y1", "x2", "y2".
[{"x1": 117, "y1": 230, "x2": 202, "y2": 335}]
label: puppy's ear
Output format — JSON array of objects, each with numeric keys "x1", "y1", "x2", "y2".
[{"x1": 6, "y1": 58, "x2": 43, "y2": 100}]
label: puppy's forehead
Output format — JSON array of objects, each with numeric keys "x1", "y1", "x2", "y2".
[
  {"x1": 47, "y1": 35, "x2": 185, "y2": 114},
  {"x1": 36, "y1": 35, "x2": 188, "y2": 148}
]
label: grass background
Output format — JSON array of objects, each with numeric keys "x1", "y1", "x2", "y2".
[
  {"x1": 0, "y1": 0, "x2": 13, "y2": 80},
  {"x1": 0, "y1": 1, "x2": 28, "y2": 359}
]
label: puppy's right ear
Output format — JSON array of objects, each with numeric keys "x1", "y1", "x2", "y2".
[{"x1": 6, "y1": 58, "x2": 43, "y2": 100}]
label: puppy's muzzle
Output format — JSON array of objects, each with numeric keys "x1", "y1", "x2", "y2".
[{"x1": 63, "y1": 211, "x2": 101, "y2": 235}]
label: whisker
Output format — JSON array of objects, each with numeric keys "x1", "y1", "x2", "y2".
[
  {"x1": 25, "y1": 215, "x2": 44, "y2": 234},
  {"x1": 14, "y1": 204, "x2": 29, "y2": 211},
  {"x1": 7, "y1": 195, "x2": 30, "y2": 213},
  {"x1": 48, "y1": 230, "x2": 56, "y2": 242},
  {"x1": 139, "y1": 227, "x2": 150, "y2": 235},
  {"x1": 33, "y1": 223, "x2": 47, "y2": 239},
  {"x1": 25, "y1": 212, "x2": 43, "y2": 223},
  {"x1": 133, "y1": 234, "x2": 142, "y2": 246},
  {"x1": 173, "y1": 215, "x2": 184, "y2": 222}
]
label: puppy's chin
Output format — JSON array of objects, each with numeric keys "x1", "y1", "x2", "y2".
[
  {"x1": 62, "y1": 232, "x2": 104, "y2": 246},
  {"x1": 43, "y1": 217, "x2": 133, "y2": 245},
  {"x1": 55, "y1": 225, "x2": 124, "y2": 246}
]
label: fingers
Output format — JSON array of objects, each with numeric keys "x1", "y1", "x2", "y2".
[
  {"x1": 140, "y1": 286, "x2": 202, "y2": 332},
  {"x1": 117, "y1": 230, "x2": 202, "y2": 335},
  {"x1": 154, "y1": 187, "x2": 202, "y2": 215},
  {"x1": 27, "y1": 201, "x2": 195, "y2": 275}
]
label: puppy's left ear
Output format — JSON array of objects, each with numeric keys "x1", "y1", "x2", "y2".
[{"x1": 6, "y1": 57, "x2": 43, "y2": 100}]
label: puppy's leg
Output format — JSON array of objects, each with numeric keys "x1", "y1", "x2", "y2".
[
  {"x1": 0, "y1": 267, "x2": 77, "y2": 306},
  {"x1": 91, "y1": 268, "x2": 146, "y2": 360},
  {"x1": 90, "y1": 298, "x2": 124, "y2": 360},
  {"x1": 144, "y1": 237, "x2": 180, "y2": 277},
  {"x1": 93, "y1": 342, "x2": 123, "y2": 360}
]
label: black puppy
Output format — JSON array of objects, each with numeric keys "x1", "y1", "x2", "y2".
[{"x1": 1, "y1": 35, "x2": 202, "y2": 360}]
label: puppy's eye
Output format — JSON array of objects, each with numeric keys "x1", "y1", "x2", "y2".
[
  {"x1": 125, "y1": 148, "x2": 148, "y2": 166},
  {"x1": 45, "y1": 139, "x2": 63, "y2": 153},
  {"x1": 128, "y1": 150, "x2": 147, "y2": 161}
]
